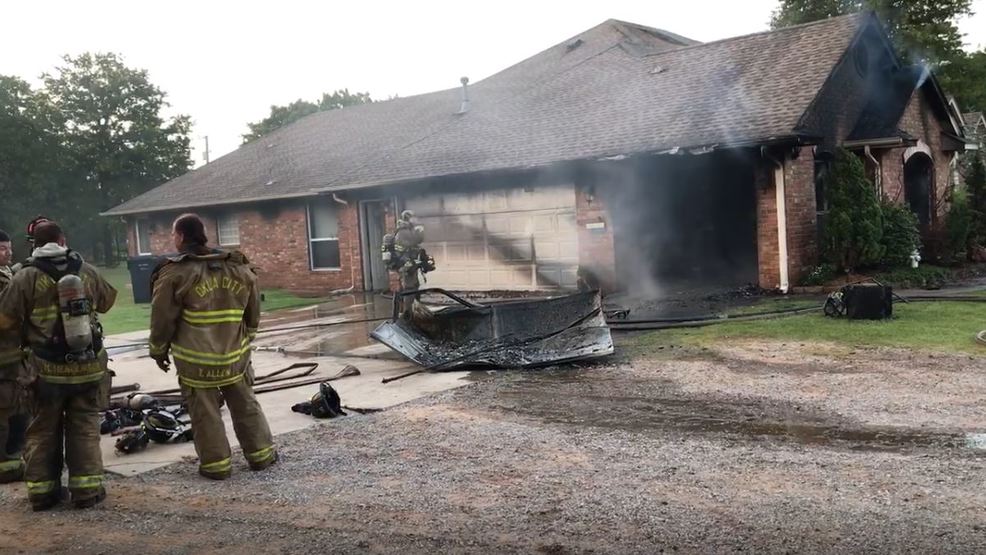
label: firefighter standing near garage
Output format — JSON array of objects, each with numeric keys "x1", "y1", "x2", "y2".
[
  {"x1": 0, "y1": 221, "x2": 116, "y2": 510},
  {"x1": 0, "y1": 229, "x2": 28, "y2": 484},
  {"x1": 149, "y1": 213, "x2": 276, "y2": 480},
  {"x1": 382, "y1": 210, "x2": 433, "y2": 318}
]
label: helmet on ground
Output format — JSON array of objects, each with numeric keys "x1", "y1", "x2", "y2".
[{"x1": 144, "y1": 408, "x2": 192, "y2": 443}]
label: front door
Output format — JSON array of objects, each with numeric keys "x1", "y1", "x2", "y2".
[{"x1": 360, "y1": 200, "x2": 390, "y2": 291}]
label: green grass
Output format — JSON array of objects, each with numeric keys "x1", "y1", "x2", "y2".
[
  {"x1": 95, "y1": 267, "x2": 331, "y2": 336},
  {"x1": 634, "y1": 301, "x2": 986, "y2": 355},
  {"x1": 726, "y1": 297, "x2": 821, "y2": 316}
]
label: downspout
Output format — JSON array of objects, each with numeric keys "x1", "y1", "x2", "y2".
[
  {"x1": 863, "y1": 146, "x2": 882, "y2": 197},
  {"x1": 763, "y1": 151, "x2": 789, "y2": 293}
]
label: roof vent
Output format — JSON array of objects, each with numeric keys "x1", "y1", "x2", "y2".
[
  {"x1": 456, "y1": 76, "x2": 470, "y2": 115},
  {"x1": 566, "y1": 38, "x2": 584, "y2": 52},
  {"x1": 649, "y1": 65, "x2": 667, "y2": 75}
]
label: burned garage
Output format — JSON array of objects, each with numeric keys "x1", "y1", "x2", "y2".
[{"x1": 105, "y1": 13, "x2": 965, "y2": 298}]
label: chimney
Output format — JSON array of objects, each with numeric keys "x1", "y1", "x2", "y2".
[{"x1": 456, "y1": 76, "x2": 470, "y2": 115}]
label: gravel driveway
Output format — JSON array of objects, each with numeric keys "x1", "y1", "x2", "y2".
[{"x1": 2, "y1": 338, "x2": 985, "y2": 554}]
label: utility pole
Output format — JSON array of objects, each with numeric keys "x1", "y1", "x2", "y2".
[{"x1": 203, "y1": 136, "x2": 210, "y2": 165}]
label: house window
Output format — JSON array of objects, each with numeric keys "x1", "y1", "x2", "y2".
[
  {"x1": 135, "y1": 218, "x2": 152, "y2": 255},
  {"x1": 307, "y1": 203, "x2": 340, "y2": 270},
  {"x1": 217, "y1": 213, "x2": 240, "y2": 246}
]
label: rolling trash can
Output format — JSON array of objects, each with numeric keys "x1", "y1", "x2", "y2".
[{"x1": 127, "y1": 255, "x2": 159, "y2": 304}]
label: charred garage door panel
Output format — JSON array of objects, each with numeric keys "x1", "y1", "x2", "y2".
[{"x1": 405, "y1": 185, "x2": 579, "y2": 290}]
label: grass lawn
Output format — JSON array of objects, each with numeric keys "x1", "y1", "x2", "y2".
[
  {"x1": 96, "y1": 266, "x2": 331, "y2": 336},
  {"x1": 636, "y1": 300, "x2": 986, "y2": 355}
]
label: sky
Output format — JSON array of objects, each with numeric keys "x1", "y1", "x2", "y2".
[{"x1": 4, "y1": 0, "x2": 985, "y2": 167}]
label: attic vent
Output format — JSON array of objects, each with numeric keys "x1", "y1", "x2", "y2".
[{"x1": 566, "y1": 38, "x2": 584, "y2": 52}]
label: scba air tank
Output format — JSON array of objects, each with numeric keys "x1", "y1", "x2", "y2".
[{"x1": 57, "y1": 274, "x2": 93, "y2": 351}]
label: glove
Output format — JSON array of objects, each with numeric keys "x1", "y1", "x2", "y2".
[{"x1": 150, "y1": 352, "x2": 171, "y2": 373}]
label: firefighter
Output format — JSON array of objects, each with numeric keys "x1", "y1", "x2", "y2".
[
  {"x1": 0, "y1": 221, "x2": 116, "y2": 510},
  {"x1": 384, "y1": 210, "x2": 432, "y2": 318},
  {"x1": 148, "y1": 213, "x2": 276, "y2": 480},
  {"x1": 0, "y1": 229, "x2": 28, "y2": 483}
]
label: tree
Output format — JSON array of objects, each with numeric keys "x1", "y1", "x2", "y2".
[
  {"x1": 39, "y1": 53, "x2": 191, "y2": 264},
  {"x1": 968, "y1": 153, "x2": 986, "y2": 246},
  {"x1": 938, "y1": 48, "x2": 986, "y2": 112},
  {"x1": 0, "y1": 76, "x2": 63, "y2": 250},
  {"x1": 243, "y1": 88, "x2": 372, "y2": 142},
  {"x1": 770, "y1": 0, "x2": 973, "y2": 65},
  {"x1": 822, "y1": 149, "x2": 885, "y2": 271}
]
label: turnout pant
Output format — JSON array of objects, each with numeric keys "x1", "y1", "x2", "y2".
[
  {"x1": 24, "y1": 375, "x2": 109, "y2": 505},
  {"x1": 0, "y1": 378, "x2": 27, "y2": 482},
  {"x1": 398, "y1": 269, "x2": 420, "y2": 319},
  {"x1": 180, "y1": 369, "x2": 275, "y2": 479}
]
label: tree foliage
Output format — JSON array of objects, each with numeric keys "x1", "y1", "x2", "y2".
[
  {"x1": 243, "y1": 88, "x2": 372, "y2": 142},
  {"x1": 0, "y1": 54, "x2": 191, "y2": 264},
  {"x1": 822, "y1": 149, "x2": 885, "y2": 271},
  {"x1": 938, "y1": 48, "x2": 986, "y2": 112},
  {"x1": 771, "y1": 0, "x2": 973, "y2": 66},
  {"x1": 879, "y1": 199, "x2": 921, "y2": 266},
  {"x1": 967, "y1": 153, "x2": 986, "y2": 246}
]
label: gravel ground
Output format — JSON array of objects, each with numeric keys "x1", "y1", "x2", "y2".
[{"x1": 2, "y1": 339, "x2": 986, "y2": 554}]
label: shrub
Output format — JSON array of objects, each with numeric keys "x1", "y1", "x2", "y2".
[
  {"x1": 799, "y1": 263, "x2": 838, "y2": 286},
  {"x1": 967, "y1": 154, "x2": 986, "y2": 247},
  {"x1": 821, "y1": 148, "x2": 884, "y2": 271},
  {"x1": 879, "y1": 200, "x2": 921, "y2": 267},
  {"x1": 944, "y1": 187, "x2": 972, "y2": 263},
  {"x1": 875, "y1": 265, "x2": 952, "y2": 290}
]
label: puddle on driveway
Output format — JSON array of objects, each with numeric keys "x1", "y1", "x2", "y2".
[{"x1": 487, "y1": 368, "x2": 986, "y2": 454}]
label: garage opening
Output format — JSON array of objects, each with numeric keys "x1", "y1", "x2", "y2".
[
  {"x1": 404, "y1": 184, "x2": 579, "y2": 291},
  {"x1": 603, "y1": 151, "x2": 759, "y2": 295}
]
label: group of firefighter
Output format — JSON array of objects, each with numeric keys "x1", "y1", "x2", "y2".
[{"x1": 0, "y1": 209, "x2": 430, "y2": 511}]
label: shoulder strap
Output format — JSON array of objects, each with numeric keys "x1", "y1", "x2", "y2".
[{"x1": 23, "y1": 251, "x2": 83, "y2": 281}]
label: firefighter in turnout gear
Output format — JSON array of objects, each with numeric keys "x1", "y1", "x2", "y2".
[
  {"x1": 382, "y1": 210, "x2": 434, "y2": 318},
  {"x1": 0, "y1": 229, "x2": 28, "y2": 484},
  {"x1": 149, "y1": 214, "x2": 276, "y2": 480},
  {"x1": 0, "y1": 222, "x2": 117, "y2": 510}
]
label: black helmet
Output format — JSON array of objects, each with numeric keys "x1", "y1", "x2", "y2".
[
  {"x1": 115, "y1": 428, "x2": 149, "y2": 454},
  {"x1": 291, "y1": 381, "x2": 346, "y2": 418},
  {"x1": 144, "y1": 409, "x2": 192, "y2": 444}
]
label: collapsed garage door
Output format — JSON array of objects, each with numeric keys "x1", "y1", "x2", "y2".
[{"x1": 405, "y1": 185, "x2": 579, "y2": 290}]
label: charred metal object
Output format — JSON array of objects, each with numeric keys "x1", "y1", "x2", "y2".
[{"x1": 372, "y1": 289, "x2": 614, "y2": 371}]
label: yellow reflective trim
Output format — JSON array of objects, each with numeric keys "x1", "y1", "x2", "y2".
[
  {"x1": 178, "y1": 373, "x2": 244, "y2": 389},
  {"x1": 171, "y1": 349, "x2": 249, "y2": 367},
  {"x1": 244, "y1": 446, "x2": 275, "y2": 463},
  {"x1": 200, "y1": 457, "x2": 232, "y2": 472},
  {"x1": 40, "y1": 372, "x2": 105, "y2": 385},
  {"x1": 182, "y1": 316, "x2": 245, "y2": 325},
  {"x1": 183, "y1": 309, "x2": 245, "y2": 318},
  {"x1": 171, "y1": 339, "x2": 250, "y2": 363},
  {"x1": 0, "y1": 459, "x2": 23, "y2": 471},
  {"x1": 26, "y1": 480, "x2": 56, "y2": 494},
  {"x1": 68, "y1": 474, "x2": 103, "y2": 489},
  {"x1": 0, "y1": 349, "x2": 24, "y2": 366}
]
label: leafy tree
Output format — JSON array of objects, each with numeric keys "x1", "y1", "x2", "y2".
[
  {"x1": 944, "y1": 187, "x2": 972, "y2": 262},
  {"x1": 243, "y1": 88, "x2": 372, "y2": 142},
  {"x1": 39, "y1": 53, "x2": 191, "y2": 264},
  {"x1": 0, "y1": 76, "x2": 63, "y2": 253},
  {"x1": 822, "y1": 148, "x2": 884, "y2": 271},
  {"x1": 967, "y1": 153, "x2": 986, "y2": 246},
  {"x1": 770, "y1": 0, "x2": 973, "y2": 65},
  {"x1": 938, "y1": 49, "x2": 986, "y2": 112}
]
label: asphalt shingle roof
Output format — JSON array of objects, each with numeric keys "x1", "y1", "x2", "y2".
[{"x1": 106, "y1": 15, "x2": 863, "y2": 216}]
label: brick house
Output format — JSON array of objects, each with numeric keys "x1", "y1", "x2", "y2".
[{"x1": 104, "y1": 13, "x2": 967, "y2": 296}]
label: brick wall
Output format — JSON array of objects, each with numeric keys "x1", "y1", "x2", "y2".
[
  {"x1": 575, "y1": 187, "x2": 616, "y2": 291},
  {"x1": 784, "y1": 149, "x2": 818, "y2": 284},
  {"x1": 126, "y1": 198, "x2": 362, "y2": 296},
  {"x1": 879, "y1": 89, "x2": 953, "y2": 223},
  {"x1": 756, "y1": 150, "x2": 819, "y2": 290},
  {"x1": 756, "y1": 162, "x2": 780, "y2": 289}
]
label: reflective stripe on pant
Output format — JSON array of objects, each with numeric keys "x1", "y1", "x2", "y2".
[
  {"x1": 0, "y1": 379, "x2": 27, "y2": 481},
  {"x1": 24, "y1": 374, "x2": 109, "y2": 502},
  {"x1": 180, "y1": 366, "x2": 274, "y2": 476}
]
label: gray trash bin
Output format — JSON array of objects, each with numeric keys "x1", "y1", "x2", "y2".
[{"x1": 126, "y1": 256, "x2": 159, "y2": 304}]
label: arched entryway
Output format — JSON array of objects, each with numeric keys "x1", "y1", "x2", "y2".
[{"x1": 904, "y1": 153, "x2": 933, "y2": 226}]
